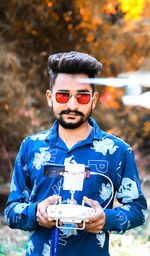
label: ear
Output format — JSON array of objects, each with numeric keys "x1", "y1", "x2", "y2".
[
  {"x1": 46, "y1": 90, "x2": 53, "y2": 107},
  {"x1": 92, "y1": 91, "x2": 99, "y2": 110}
]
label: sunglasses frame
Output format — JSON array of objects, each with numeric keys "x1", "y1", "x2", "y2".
[{"x1": 54, "y1": 91, "x2": 94, "y2": 104}]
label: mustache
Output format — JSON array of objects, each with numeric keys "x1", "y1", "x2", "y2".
[{"x1": 59, "y1": 110, "x2": 84, "y2": 117}]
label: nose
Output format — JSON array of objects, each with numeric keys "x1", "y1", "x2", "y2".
[{"x1": 66, "y1": 95, "x2": 79, "y2": 109}]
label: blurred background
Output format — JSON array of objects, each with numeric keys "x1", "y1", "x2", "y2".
[{"x1": 0, "y1": 0, "x2": 150, "y2": 255}]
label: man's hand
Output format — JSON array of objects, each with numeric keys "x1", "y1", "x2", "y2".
[
  {"x1": 36, "y1": 195, "x2": 60, "y2": 228},
  {"x1": 79, "y1": 196, "x2": 106, "y2": 234}
]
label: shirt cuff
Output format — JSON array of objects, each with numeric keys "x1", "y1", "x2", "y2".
[
  {"x1": 27, "y1": 202, "x2": 39, "y2": 226},
  {"x1": 102, "y1": 209, "x2": 116, "y2": 231}
]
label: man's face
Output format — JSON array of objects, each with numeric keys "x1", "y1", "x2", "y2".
[{"x1": 46, "y1": 73, "x2": 98, "y2": 129}]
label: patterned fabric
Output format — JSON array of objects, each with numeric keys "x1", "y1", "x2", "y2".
[{"x1": 4, "y1": 118, "x2": 147, "y2": 256}]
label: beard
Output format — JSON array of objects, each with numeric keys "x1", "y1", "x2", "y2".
[{"x1": 54, "y1": 108, "x2": 92, "y2": 129}]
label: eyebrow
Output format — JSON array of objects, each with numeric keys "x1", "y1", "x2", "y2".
[{"x1": 56, "y1": 89, "x2": 91, "y2": 93}]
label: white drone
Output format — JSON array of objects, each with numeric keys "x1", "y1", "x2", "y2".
[{"x1": 79, "y1": 71, "x2": 150, "y2": 109}]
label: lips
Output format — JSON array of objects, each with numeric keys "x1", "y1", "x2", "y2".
[
  {"x1": 66, "y1": 112, "x2": 78, "y2": 116},
  {"x1": 63, "y1": 112, "x2": 81, "y2": 119},
  {"x1": 65, "y1": 113, "x2": 79, "y2": 120}
]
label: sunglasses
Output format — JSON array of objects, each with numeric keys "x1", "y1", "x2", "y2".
[{"x1": 54, "y1": 91, "x2": 94, "y2": 104}]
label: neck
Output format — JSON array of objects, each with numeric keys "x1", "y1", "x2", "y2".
[{"x1": 58, "y1": 120, "x2": 92, "y2": 149}]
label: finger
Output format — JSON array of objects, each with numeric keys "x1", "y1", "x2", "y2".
[
  {"x1": 85, "y1": 215, "x2": 98, "y2": 224},
  {"x1": 37, "y1": 204, "x2": 53, "y2": 225},
  {"x1": 47, "y1": 195, "x2": 61, "y2": 205},
  {"x1": 83, "y1": 197, "x2": 103, "y2": 224},
  {"x1": 85, "y1": 225, "x2": 100, "y2": 233},
  {"x1": 85, "y1": 221, "x2": 104, "y2": 233},
  {"x1": 39, "y1": 218, "x2": 56, "y2": 228},
  {"x1": 85, "y1": 214, "x2": 106, "y2": 233},
  {"x1": 47, "y1": 216, "x2": 53, "y2": 222},
  {"x1": 37, "y1": 210, "x2": 56, "y2": 228},
  {"x1": 85, "y1": 227, "x2": 101, "y2": 234},
  {"x1": 83, "y1": 196, "x2": 102, "y2": 212},
  {"x1": 58, "y1": 221, "x2": 63, "y2": 226},
  {"x1": 37, "y1": 215, "x2": 48, "y2": 226},
  {"x1": 85, "y1": 210, "x2": 104, "y2": 223},
  {"x1": 44, "y1": 196, "x2": 61, "y2": 219},
  {"x1": 85, "y1": 217, "x2": 104, "y2": 228},
  {"x1": 76, "y1": 222, "x2": 84, "y2": 229},
  {"x1": 86, "y1": 210, "x2": 106, "y2": 225},
  {"x1": 38, "y1": 205, "x2": 49, "y2": 219}
]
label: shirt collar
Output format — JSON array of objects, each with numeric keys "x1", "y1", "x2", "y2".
[
  {"x1": 88, "y1": 117, "x2": 102, "y2": 141},
  {"x1": 46, "y1": 117, "x2": 102, "y2": 149},
  {"x1": 46, "y1": 120, "x2": 59, "y2": 143}
]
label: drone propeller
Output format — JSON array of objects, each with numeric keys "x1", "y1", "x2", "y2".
[
  {"x1": 79, "y1": 77, "x2": 142, "y2": 95},
  {"x1": 79, "y1": 77, "x2": 130, "y2": 87},
  {"x1": 79, "y1": 74, "x2": 150, "y2": 89},
  {"x1": 122, "y1": 92, "x2": 150, "y2": 109},
  {"x1": 79, "y1": 74, "x2": 150, "y2": 109},
  {"x1": 118, "y1": 72, "x2": 150, "y2": 88}
]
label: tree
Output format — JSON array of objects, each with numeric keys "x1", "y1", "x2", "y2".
[{"x1": 0, "y1": 0, "x2": 150, "y2": 186}]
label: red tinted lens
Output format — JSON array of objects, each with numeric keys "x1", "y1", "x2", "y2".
[
  {"x1": 77, "y1": 93, "x2": 91, "y2": 104},
  {"x1": 55, "y1": 92, "x2": 69, "y2": 103}
]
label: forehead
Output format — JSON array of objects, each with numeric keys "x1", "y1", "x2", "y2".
[{"x1": 53, "y1": 73, "x2": 92, "y2": 92}]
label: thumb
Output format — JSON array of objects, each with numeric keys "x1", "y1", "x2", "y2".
[
  {"x1": 47, "y1": 195, "x2": 61, "y2": 205},
  {"x1": 83, "y1": 196, "x2": 102, "y2": 212}
]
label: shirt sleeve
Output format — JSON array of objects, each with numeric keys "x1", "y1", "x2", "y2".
[
  {"x1": 4, "y1": 138, "x2": 39, "y2": 231},
  {"x1": 103, "y1": 146, "x2": 148, "y2": 234}
]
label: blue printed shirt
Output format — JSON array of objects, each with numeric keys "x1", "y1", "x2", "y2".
[{"x1": 4, "y1": 118, "x2": 147, "y2": 256}]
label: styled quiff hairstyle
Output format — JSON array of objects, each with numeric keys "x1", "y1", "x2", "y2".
[{"x1": 48, "y1": 51, "x2": 102, "y2": 92}]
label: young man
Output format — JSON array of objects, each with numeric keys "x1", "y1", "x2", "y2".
[{"x1": 5, "y1": 51, "x2": 147, "y2": 256}]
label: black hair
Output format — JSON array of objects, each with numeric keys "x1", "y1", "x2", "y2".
[{"x1": 48, "y1": 51, "x2": 102, "y2": 92}]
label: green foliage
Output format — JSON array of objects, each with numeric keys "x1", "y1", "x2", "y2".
[
  {"x1": 0, "y1": 242, "x2": 27, "y2": 256},
  {"x1": 0, "y1": 229, "x2": 28, "y2": 256}
]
